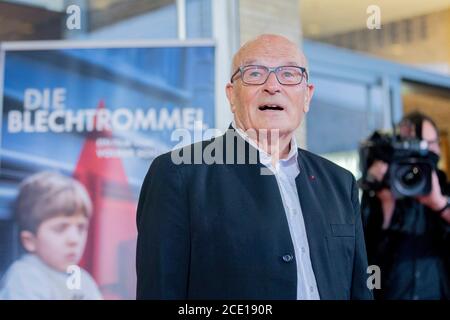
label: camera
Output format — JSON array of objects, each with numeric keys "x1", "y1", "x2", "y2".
[{"x1": 358, "y1": 131, "x2": 439, "y2": 198}]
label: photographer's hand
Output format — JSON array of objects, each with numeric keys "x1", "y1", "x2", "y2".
[
  {"x1": 416, "y1": 171, "x2": 450, "y2": 224},
  {"x1": 368, "y1": 160, "x2": 395, "y2": 229}
]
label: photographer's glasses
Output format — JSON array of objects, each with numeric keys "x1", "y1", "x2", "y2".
[{"x1": 230, "y1": 65, "x2": 308, "y2": 85}]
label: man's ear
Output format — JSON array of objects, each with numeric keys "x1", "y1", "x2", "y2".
[
  {"x1": 225, "y1": 83, "x2": 236, "y2": 113},
  {"x1": 20, "y1": 230, "x2": 37, "y2": 253},
  {"x1": 303, "y1": 83, "x2": 315, "y2": 113}
]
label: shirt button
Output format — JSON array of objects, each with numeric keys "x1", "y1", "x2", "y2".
[
  {"x1": 415, "y1": 271, "x2": 421, "y2": 279},
  {"x1": 301, "y1": 247, "x2": 306, "y2": 254},
  {"x1": 413, "y1": 295, "x2": 420, "y2": 300},
  {"x1": 282, "y1": 254, "x2": 294, "y2": 262},
  {"x1": 310, "y1": 286, "x2": 315, "y2": 293}
]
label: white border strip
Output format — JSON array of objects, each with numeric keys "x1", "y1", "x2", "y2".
[
  {"x1": 1, "y1": 38, "x2": 215, "y2": 51},
  {"x1": 0, "y1": 44, "x2": 5, "y2": 157},
  {"x1": 177, "y1": 0, "x2": 187, "y2": 40},
  {"x1": 213, "y1": 0, "x2": 239, "y2": 132}
]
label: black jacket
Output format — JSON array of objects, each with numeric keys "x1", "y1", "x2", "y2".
[{"x1": 136, "y1": 127, "x2": 373, "y2": 299}]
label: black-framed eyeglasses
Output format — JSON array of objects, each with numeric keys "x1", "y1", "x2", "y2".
[{"x1": 230, "y1": 65, "x2": 308, "y2": 85}]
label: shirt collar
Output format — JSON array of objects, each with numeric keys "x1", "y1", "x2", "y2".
[{"x1": 231, "y1": 120, "x2": 299, "y2": 169}]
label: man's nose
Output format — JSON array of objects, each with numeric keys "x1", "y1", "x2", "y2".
[{"x1": 263, "y1": 71, "x2": 281, "y2": 94}]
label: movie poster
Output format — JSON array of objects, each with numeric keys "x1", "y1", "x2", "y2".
[{"x1": 0, "y1": 42, "x2": 215, "y2": 299}]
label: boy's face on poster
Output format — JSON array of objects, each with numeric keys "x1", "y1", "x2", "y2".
[{"x1": 21, "y1": 212, "x2": 89, "y2": 272}]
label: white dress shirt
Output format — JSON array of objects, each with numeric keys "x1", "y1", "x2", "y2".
[{"x1": 232, "y1": 122, "x2": 320, "y2": 300}]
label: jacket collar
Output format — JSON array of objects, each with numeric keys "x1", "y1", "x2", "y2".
[{"x1": 229, "y1": 121, "x2": 299, "y2": 169}]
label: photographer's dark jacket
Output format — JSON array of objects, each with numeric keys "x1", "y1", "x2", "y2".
[
  {"x1": 136, "y1": 127, "x2": 373, "y2": 300},
  {"x1": 362, "y1": 170, "x2": 450, "y2": 300}
]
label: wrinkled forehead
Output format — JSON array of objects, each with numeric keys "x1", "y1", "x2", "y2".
[{"x1": 233, "y1": 40, "x2": 306, "y2": 69}]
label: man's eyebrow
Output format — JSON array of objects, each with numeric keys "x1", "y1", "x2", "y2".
[
  {"x1": 241, "y1": 59, "x2": 258, "y2": 66},
  {"x1": 285, "y1": 61, "x2": 302, "y2": 66},
  {"x1": 239, "y1": 60, "x2": 303, "y2": 67}
]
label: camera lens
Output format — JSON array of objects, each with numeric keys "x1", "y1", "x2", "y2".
[
  {"x1": 391, "y1": 160, "x2": 432, "y2": 197},
  {"x1": 400, "y1": 165, "x2": 423, "y2": 187}
]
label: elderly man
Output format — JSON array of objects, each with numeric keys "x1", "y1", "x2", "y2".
[{"x1": 136, "y1": 34, "x2": 373, "y2": 300}]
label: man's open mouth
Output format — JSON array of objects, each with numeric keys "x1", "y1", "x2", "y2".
[{"x1": 258, "y1": 105, "x2": 284, "y2": 111}]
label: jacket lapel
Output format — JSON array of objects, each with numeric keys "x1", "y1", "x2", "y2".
[
  {"x1": 222, "y1": 127, "x2": 285, "y2": 212},
  {"x1": 296, "y1": 150, "x2": 336, "y2": 299}
]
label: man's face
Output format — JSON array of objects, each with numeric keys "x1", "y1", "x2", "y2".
[
  {"x1": 226, "y1": 36, "x2": 314, "y2": 137},
  {"x1": 21, "y1": 212, "x2": 89, "y2": 272},
  {"x1": 400, "y1": 119, "x2": 440, "y2": 155}
]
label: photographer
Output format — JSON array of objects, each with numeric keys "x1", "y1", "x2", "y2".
[{"x1": 361, "y1": 111, "x2": 450, "y2": 300}]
